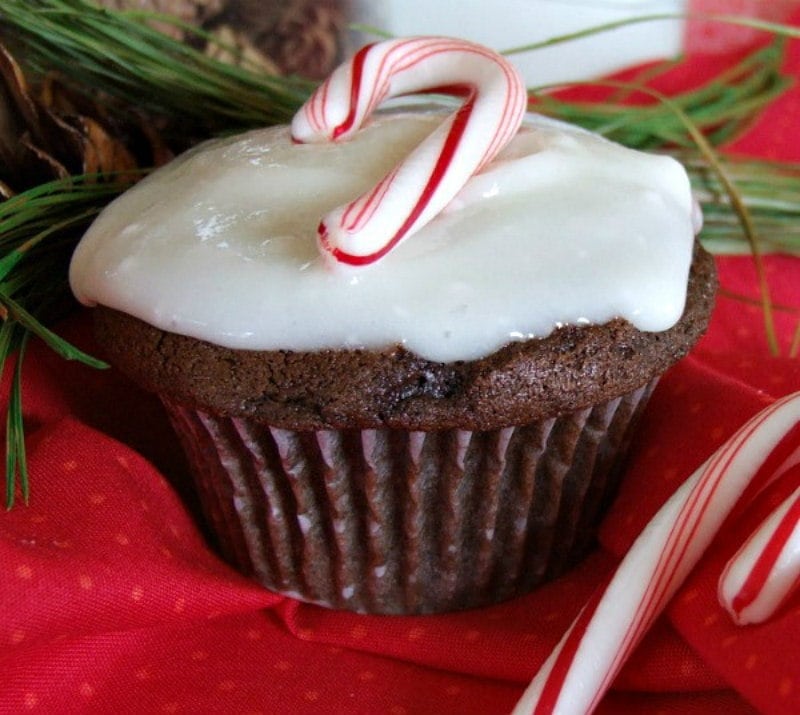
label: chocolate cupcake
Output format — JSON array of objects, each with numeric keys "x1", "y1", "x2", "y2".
[{"x1": 69, "y1": 38, "x2": 716, "y2": 614}]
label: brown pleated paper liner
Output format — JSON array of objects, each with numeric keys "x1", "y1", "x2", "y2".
[{"x1": 163, "y1": 379, "x2": 655, "y2": 614}]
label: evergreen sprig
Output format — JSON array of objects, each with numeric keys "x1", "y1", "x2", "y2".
[
  {"x1": 0, "y1": 176, "x2": 131, "y2": 504},
  {"x1": 0, "y1": 0, "x2": 314, "y2": 141},
  {"x1": 530, "y1": 40, "x2": 792, "y2": 149},
  {"x1": 1, "y1": 1, "x2": 800, "y2": 505}
]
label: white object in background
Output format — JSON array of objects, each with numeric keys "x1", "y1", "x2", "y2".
[{"x1": 346, "y1": 0, "x2": 688, "y2": 87}]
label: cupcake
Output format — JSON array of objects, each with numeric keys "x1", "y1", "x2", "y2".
[{"x1": 69, "y1": 37, "x2": 716, "y2": 614}]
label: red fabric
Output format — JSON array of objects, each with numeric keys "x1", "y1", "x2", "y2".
[{"x1": 3, "y1": 8, "x2": 800, "y2": 715}]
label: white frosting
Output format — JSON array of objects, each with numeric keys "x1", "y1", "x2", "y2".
[{"x1": 69, "y1": 110, "x2": 698, "y2": 362}]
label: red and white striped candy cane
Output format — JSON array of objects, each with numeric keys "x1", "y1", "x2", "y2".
[
  {"x1": 291, "y1": 37, "x2": 527, "y2": 267},
  {"x1": 512, "y1": 392, "x2": 800, "y2": 715},
  {"x1": 719, "y1": 482, "x2": 800, "y2": 625}
]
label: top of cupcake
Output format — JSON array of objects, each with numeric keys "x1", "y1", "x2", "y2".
[{"x1": 69, "y1": 37, "x2": 699, "y2": 363}]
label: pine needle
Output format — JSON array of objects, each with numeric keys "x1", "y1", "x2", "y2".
[
  {"x1": 530, "y1": 40, "x2": 791, "y2": 149},
  {"x1": 0, "y1": 0, "x2": 313, "y2": 141},
  {"x1": 500, "y1": 11, "x2": 800, "y2": 56},
  {"x1": 686, "y1": 155, "x2": 800, "y2": 256},
  {"x1": 0, "y1": 175, "x2": 126, "y2": 505},
  {"x1": 5, "y1": 331, "x2": 28, "y2": 507},
  {"x1": 1, "y1": 2, "x2": 800, "y2": 505}
]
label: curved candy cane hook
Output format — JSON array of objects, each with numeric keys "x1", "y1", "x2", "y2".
[{"x1": 291, "y1": 37, "x2": 527, "y2": 268}]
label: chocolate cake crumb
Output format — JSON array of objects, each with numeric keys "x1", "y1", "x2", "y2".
[{"x1": 94, "y1": 244, "x2": 716, "y2": 432}]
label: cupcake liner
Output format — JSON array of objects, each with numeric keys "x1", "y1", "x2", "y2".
[{"x1": 163, "y1": 379, "x2": 656, "y2": 614}]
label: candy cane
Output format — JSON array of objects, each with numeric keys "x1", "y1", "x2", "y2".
[
  {"x1": 290, "y1": 37, "x2": 527, "y2": 267},
  {"x1": 719, "y1": 483, "x2": 800, "y2": 625},
  {"x1": 511, "y1": 392, "x2": 800, "y2": 715}
]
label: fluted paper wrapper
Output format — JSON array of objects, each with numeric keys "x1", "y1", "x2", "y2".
[{"x1": 163, "y1": 380, "x2": 655, "y2": 614}]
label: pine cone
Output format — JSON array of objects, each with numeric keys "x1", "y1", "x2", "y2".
[
  {"x1": 203, "y1": 24, "x2": 280, "y2": 75},
  {"x1": 0, "y1": 44, "x2": 162, "y2": 196},
  {"x1": 95, "y1": 0, "x2": 224, "y2": 40},
  {"x1": 97, "y1": 1, "x2": 346, "y2": 80},
  {"x1": 256, "y1": 0, "x2": 343, "y2": 79},
  {"x1": 206, "y1": 0, "x2": 344, "y2": 79}
]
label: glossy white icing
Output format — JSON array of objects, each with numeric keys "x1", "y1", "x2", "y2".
[{"x1": 69, "y1": 110, "x2": 698, "y2": 362}]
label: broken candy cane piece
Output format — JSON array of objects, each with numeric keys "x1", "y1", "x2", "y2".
[
  {"x1": 512, "y1": 392, "x2": 800, "y2": 715},
  {"x1": 291, "y1": 37, "x2": 527, "y2": 267},
  {"x1": 719, "y1": 482, "x2": 800, "y2": 625}
]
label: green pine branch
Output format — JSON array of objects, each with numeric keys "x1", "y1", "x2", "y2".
[{"x1": 1, "y1": 1, "x2": 800, "y2": 505}]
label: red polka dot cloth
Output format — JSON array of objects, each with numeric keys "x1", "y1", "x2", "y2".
[{"x1": 3, "y1": 6, "x2": 800, "y2": 715}]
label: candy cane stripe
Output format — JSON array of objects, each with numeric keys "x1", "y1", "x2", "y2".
[
  {"x1": 513, "y1": 392, "x2": 800, "y2": 715},
  {"x1": 618, "y1": 414, "x2": 800, "y2": 700},
  {"x1": 590, "y1": 427, "x2": 754, "y2": 706},
  {"x1": 720, "y1": 482, "x2": 800, "y2": 625},
  {"x1": 532, "y1": 586, "x2": 608, "y2": 714},
  {"x1": 341, "y1": 166, "x2": 397, "y2": 233},
  {"x1": 333, "y1": 43, "x2": 371, "y2": 140},
  {"x1": 291, "y1": 37, "x2": 527, "y2": 268},
  {"x1": 600, "y1": 423, "x2": 754, "y2": 696}
]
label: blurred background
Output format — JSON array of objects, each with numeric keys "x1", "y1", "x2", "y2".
[{"x1": 93, "y1": 0, "x2": 800, "y2": 83}]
